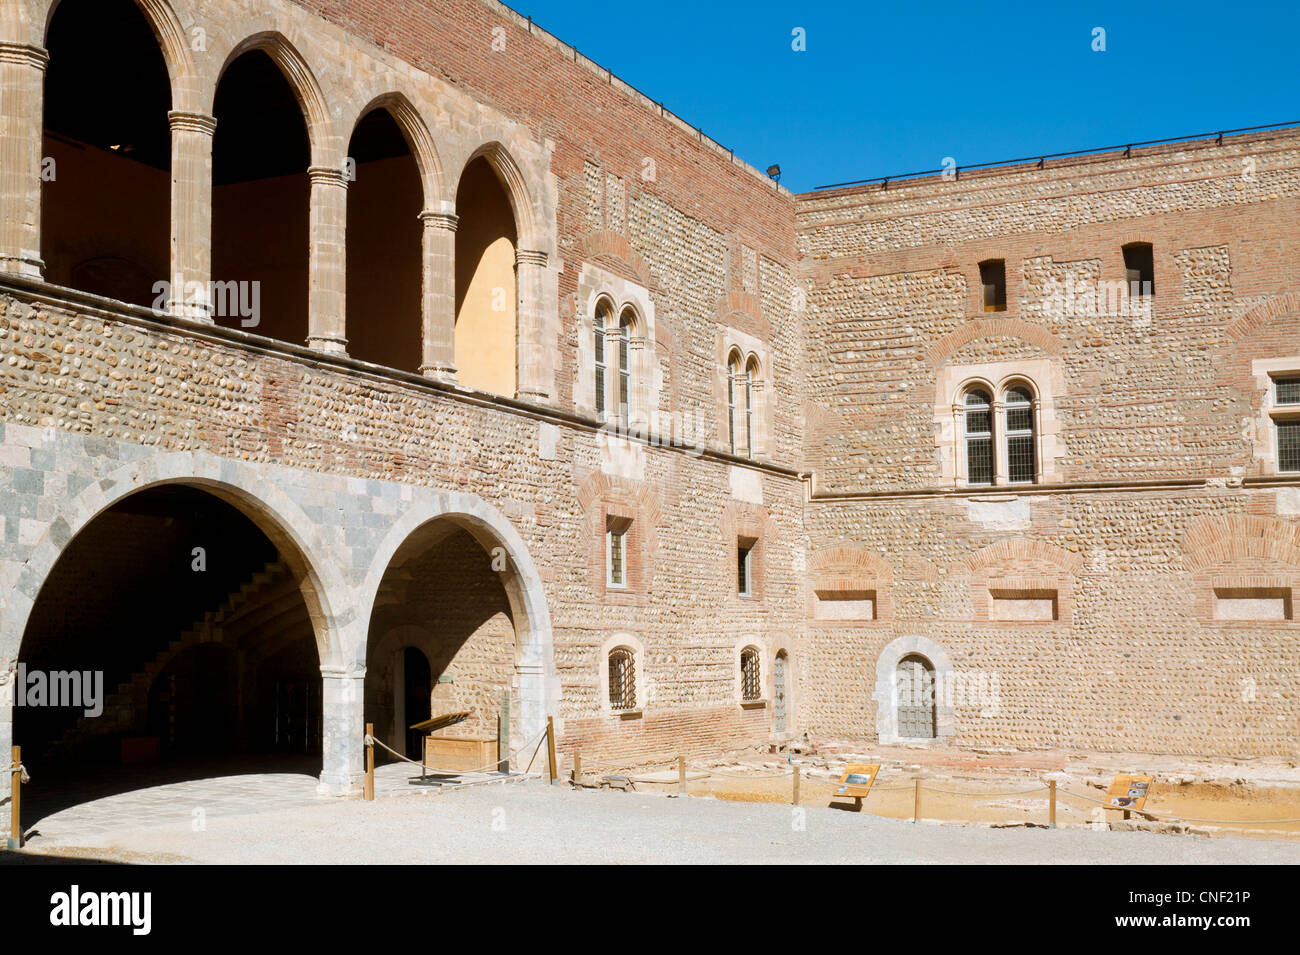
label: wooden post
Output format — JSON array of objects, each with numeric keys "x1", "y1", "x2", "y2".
[
  {"x1": 913, "y1": 777, "x2": 922, "y2": 824},
  {"x1": 9, "y1": 746, "x2": 20, "y2": 849},
  {"x1": 1049, "y1": 779, "x2": 1057, "y2": 829},
  {"x1": 497, "y1": 690, "x2": 510, "y2": 774},
  {"x1": 792, "y1": 765, "x2": 800, "y2": 806},
  {"x1": 364, "y1": 724, "x2": 375, "y2": 801},
  {"x1": 573, "y1": 751, "x2": 582, "y2": 785},
  {"x1": 546, "y1": 716, "x2": 558, "y2": 784},
  {"x1": 678, "y1": 755, "x2": 686, "y2": 796}
]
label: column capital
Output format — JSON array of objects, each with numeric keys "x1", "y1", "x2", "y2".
[
  {"x1": 516, "y1": 248, "x2": 548, "y2": 268},
  {"x1": 308, "y1": 165, "x2": 349, "y2": 188},
  {"x1": 0, "y1": 42, "x2": 49, "y2": 70},
  {"x1": 167, "y1": 110, "x2": 217, "y2": 136},
  {"x1": 419, "y1": 211, "x2": 459, "y2": 232}
]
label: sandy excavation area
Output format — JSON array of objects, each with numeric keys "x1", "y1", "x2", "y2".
[{"x1": 581, "y1": 740, "x2": 1300, "y2": 840}]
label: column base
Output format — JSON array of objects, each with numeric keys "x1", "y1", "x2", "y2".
[
  {"x1": 307, "y1": 335, "x2": 349, "y2": 356},
  {"x1": 317, "y1": 771, "x2": 365, "y2": 798},
  {"x1": 167, "y1": 299, "x2": 215, "y2": 324},
  {"x1": 0, "y1": 254, "x2": 44, "y2": 278},
  {"x1": 419, "y1": 363, "x2": 458, "y2": 384}
]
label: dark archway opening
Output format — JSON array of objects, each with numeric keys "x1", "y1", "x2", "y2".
[
  {"x1": 454, "y1": 157, "x2": 517, "y2": 396},
  {"x1": 346, "y1": 108, "x2": 423, "y2": 372},
  {"x1": 15, "y1": 485, "x2": 322, "y2": 823},
  {"x1": 365, "y1": 524, "x2": 515, "y2": 766},
  {"x1": 41, "y1": 0, "x2": 171, "y2": 307},
  {"x1": 212, "y1": 50, "x2": 310, "y2": 344}
]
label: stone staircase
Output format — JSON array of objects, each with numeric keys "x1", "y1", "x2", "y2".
[{"x1": 44, "y1": 558, "x2": 293, "y2": 761}]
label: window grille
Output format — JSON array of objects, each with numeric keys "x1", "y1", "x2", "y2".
[
  {"x1": 608, "y1": 648, "x2": 636, "y2": 710},
  {"x1": 617, "y1": 311, "x2": 632, "y2": 428},
  {"x1": 594, "y1": 303, "x2": 607, "y2": 421},
  {"x1": 964, "y1": 389, "x2": 993, "y2": 485},
  {"x1": 1004, "y1": 385, "x2": 1036, "y2": 483},
  {"x1": 606, "y1": 520, "x2": 628, "y2": 588},
  {"x1": 737, "y1": 540, "x2": 754, "y2": 596},
  {"x1": 740, "y1": 647, "x2": 761, "y2": 702}
]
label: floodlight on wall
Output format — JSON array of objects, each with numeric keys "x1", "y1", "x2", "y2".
[{"x1": 766, "y1": 164, "x2": 781, "y2": 183}]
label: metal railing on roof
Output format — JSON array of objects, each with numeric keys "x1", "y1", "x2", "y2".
[{"x1": 813, "y1": 120, "x2": 1300, "y2": 192}]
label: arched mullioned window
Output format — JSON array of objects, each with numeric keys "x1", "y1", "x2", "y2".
[
  {"x1": 963, "y1": 388, "x2": 994, "y2": 485},
  {"x1": 744, "y1": 356, "x2": 758, "y2": 459},
  {"x1": 593, "y1": 298, "x2": 611, "y2": 422},
  {"x1": 740, "y1": 646, "x2": 762, "y2": 702},
  {"x1": 727, "y1": 350, "x2": 743, "y2": 454},
  {"x1": 617, "y1": 308, "x2": 634, "y2": 428},
  {"x1": 608, "y1": 647, "x2": 636, "y2": 710},
  {"x1": 1003, "y1": 383, "x2": 1037, "y2": 484}
]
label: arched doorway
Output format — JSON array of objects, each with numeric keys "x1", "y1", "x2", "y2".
[
  {"x1": 454, "y1": 155, "x2": 517, "y2": 396},
  {"x1": 896, "y1": 654, "x2": 936, "y2": 740},
  {"x1": 41, "y1": 0, "x2": 171, "y2": 306},
  {"x1": 366, "y1": 524, "x2": 516, "y2": 760},
  {"x1": 773, "y1": 650, "x2": 788, "y2": 733},
  {"x1": 14, "y1": 484, "x2": 325, "y2": 822},
  {"x1": 402, "y1": 646, "x2": 432, "y2": 759}
]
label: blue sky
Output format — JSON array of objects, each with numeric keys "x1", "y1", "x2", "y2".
[{"x1": 509, "y1": 0, "x2": 1300, "y2": 192}]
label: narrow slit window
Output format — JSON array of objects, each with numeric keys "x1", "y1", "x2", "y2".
[
  {"x1": 744, "y1": 359, "x2": 756, "y2": 458},
  {"x1": 979, "y1": 259, "x2": 1007, "y2": 312},
  {"x1": 738, "y1": 537, "x2": 755, "y2": 597},
  {"x1": 727, "y1": 353, "x2": 741, "y2": 454},
  {"x1": 964, "y1": 388, "x2": 994, "y2": 485},
  {"x1": 606, "y1": 516, "x2": 630, "y2": 589},
  {"x1": 1123, "y1": 242, "x2": 1155, "y2": 299}
]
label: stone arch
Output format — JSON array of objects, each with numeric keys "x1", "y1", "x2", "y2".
[
  {"x1": 926, "y1": 318, "x2": 1062, "y2": 367},
  {"x1": 580, "y1": 230, "x2": 655, "y2": 290},
  {"x1": 459, "y1": 140, "x2": 539, "y2": 249},
  {"x1": 40, "y1": 0, "x2": 200, "y2": 110},
  {"x1": 360, "y1": 491, "x2": 557, "y2": 745},
  {"x1": 3, "y1": 452, "x2": 348, "y2": 671},
  {"x1": 872, "y1": 635, "x2": 956, "y2": 745},
  {"x1": 212, "y1": 31, "x2": 337, "y2": 166},
  {"x1": 964, "y1": 538, "x2": 1084, "y2": 574},
  {"x1": 349, "y1": 91, "x2": 446, "y2": 213}
]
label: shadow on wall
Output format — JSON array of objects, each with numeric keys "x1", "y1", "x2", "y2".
[{"x1": 454, "y1": 157, "x2": 517, "y2": 396}]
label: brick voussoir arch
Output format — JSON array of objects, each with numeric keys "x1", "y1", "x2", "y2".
[
  {"x1": 1183, "y1": 515, "x2": 1300, "y2": 572},
  {"x1": 809, "y1": 543, "x2": 896, "y2": 579},
  {"x1": 3, "y1": 450, "x2": 349, "y2": 669},
  {"x1": 580, "y1": 230, "x2": 656, "y2": 290},
  {"x1": 926, "y1": 318, "x2": 1063, "y2": 367},
  {"x1": 1226, "y1": 294, "x2": 1300, "y2": 342},
  {"x1": 359, "y1": 490, "x2": 558, "y2": 743},
  {"x1": 964, "y1": 538, "x2": 1084, "y2": 574}
]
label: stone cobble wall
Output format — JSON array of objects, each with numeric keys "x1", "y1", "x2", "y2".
[
  {"x1": 798, "y1": 133, "x2": 1300, "y2": 493},
  {"x1": 0, "y1": 285, "x2": 805, "y2": 765},
  {"x1": 802, "y1": 487, "x2": 1300, "y2": 756}
]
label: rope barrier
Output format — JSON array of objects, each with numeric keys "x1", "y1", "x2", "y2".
[
  {"x1": 9, "y1": 762, "x2": 28, "y2": 784},
  {"x1": 920, "y1": 785, "x2": 1049, "y2": 797},
  {"x1": 365, "y1": 729, "x2": 548, "y2": 778}
]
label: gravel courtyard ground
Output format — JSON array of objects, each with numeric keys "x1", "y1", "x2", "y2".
[{"x1": 13, "y1": 776, "x2": 1300, "y2": 865}]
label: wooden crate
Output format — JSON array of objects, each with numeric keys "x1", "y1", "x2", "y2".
[{"x1": 423, "y1": 735, "x2": 497, "y2": 772}]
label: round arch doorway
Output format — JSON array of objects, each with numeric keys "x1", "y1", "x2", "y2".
[{"x1": 14, "y1": 484, "x2": 326, "y2": 824}]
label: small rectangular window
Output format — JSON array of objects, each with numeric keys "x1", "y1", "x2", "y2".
[
  {"x1": 979, "y1": 259, "x2": 1006, "y2": 312},
  {"x1": 737, "y1": 538, "x2": 755, "y2": 597},
  {"x1": 606, "y1": 516, "x2": 630, "y2": 589},
  {"x1": 1123, "y1": 243, "x2": 1155, "y2": 299}
]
